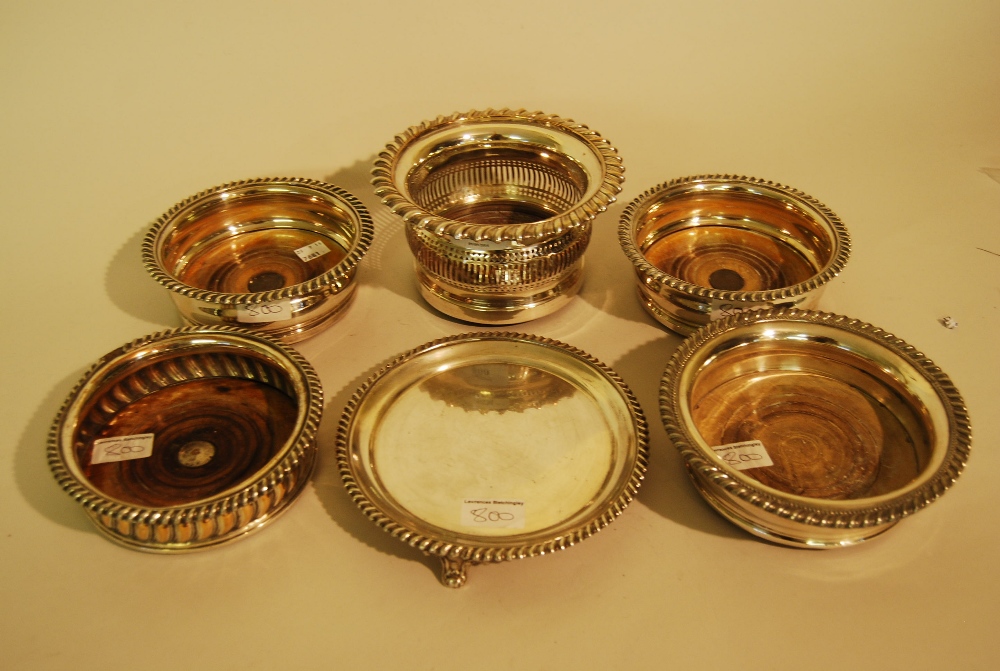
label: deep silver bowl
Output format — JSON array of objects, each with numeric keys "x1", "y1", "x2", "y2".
[
  {"x1": 372, "y1": 108, "x2": 624, "y2": 324},
  {"x1": 661, "y1": 309, "x2": 971, "y2": 547},
  {"x1": 144, "y1": 177, "x2": 373, "y2": 342},
  {"x1": 48, "y1": 326, "x2": 323, "y2": 551},
  {"x1": 620, "y1": 175, "x2": 850, "y2": 335}
]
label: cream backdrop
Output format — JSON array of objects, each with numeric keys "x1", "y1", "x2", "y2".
[{"x1": 1, "y1": 2, "x2": 998, "y2": 669}]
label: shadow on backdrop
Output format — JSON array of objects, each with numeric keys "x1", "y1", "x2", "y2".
[
  {"x1": 105, "y1": 224, "x2": 182, "y2": 327},
  {"x1": 15, "y1": 366, "x2": 97, "y2": 534},
  {"x1": 614, "y1": 335, "x2": 749, "y2": 541},
  {"x1": 311, "y1": 361, "x2": 442, "y2": 582},
  {"x1": 577, "y1": 199, "x2": 658, "y2": 326},
  {"x1": 324, "y1": 158, "x2": 421, "y2": 307}
]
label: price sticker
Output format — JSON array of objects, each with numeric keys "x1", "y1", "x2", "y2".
[
  {"x1": 461, "y1": 499, "x2": 526, "y2": 529},
  {"x1": 237, "y1": 299, "x2": 294, "y2": 323},
  {"x1": 294, "y1": 240, "x2": 331, "y2": 263},
  {"x1": 710, "y1": 302, "x2": 774, "y2": 321},
  {"x1": 91, "y1": 434, "x2": 154, "y2": 465},
  {"x1": 711, "y1": 439, "x2": 774, "y2": 471}
]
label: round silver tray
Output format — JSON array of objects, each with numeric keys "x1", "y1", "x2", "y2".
[{"x1": 337, "y1": 332, "x2": 648, "y2": 587}]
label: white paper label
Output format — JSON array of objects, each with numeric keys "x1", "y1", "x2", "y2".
[
  {"x1": 294, "y1": 240, "x2": 331, "y2": 262},
  {"x1": 711, "y1": 440, "x2": 774, "y2": 471},
  {"x1": 237, "y1": 299, "x2": 294, "y2": 323},
  {"x1": 91, "y1": 434, "x2": 154, "y2": 465},
  {"x1": 461, "y1": 499, "x2": 526, "y2": 529},
  {"x1": 710, "y1": 302, "x2": 774, "y2": 321}
]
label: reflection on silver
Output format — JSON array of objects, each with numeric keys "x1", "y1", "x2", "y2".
[
  {"x1": 372, "y1": 109, "x2": 624, "y2": 324},
  {"x1": 48, "y1": 326, "x2": 323, "y2": 552},
  {"x1": 143, "y1": 177, "x2": 374, "y2": 342},
  {"x1": 420, "y1": 363, "x2": 576, "y2": 414},
  {"x1": 661, "y1": 309, "x2": 972, "y2": 548},
  {"x1": 337, "y1": 332, "x2": 648, "y2": 587},
  {"x1": 619, "y1": 175, "x2": 850, "y2": 335}
]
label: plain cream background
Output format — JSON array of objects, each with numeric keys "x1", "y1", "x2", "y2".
[{"x1": 2, "y1": 1, "x2": 998, "y2": 668}]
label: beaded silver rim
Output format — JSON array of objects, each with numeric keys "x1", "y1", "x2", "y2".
[{"x1": 142, "y1": 177, "x2": 374, "y2": 305}]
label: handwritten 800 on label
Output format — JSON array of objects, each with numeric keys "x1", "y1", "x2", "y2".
[
  {"x1": 101, "y1": 441, "x2": 147, "y2": 457},
  {"x1": 244, "y1": 302, "x2": 285, "y2": 318},
  {"x1": 711, "y1": 440, "x2": 774, "y2": 471},
  {"x1": 468, "y1": 507, "x2": 516, "y2": 523},
  {"x1": 460, "y1": 499, "x2": 525, "y2": 528},
  {"x1": 91, "y1": 434, "x2": 154, "y2": 464},
  {"x1": 721, "y1": 451, "x2": 764, "y2": 466}
]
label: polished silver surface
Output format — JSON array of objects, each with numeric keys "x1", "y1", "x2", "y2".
[
  {"x1": 338, "y1": 332, "x2": 648, "y2": 586},
  {"x1": 620, "y1": 175, "x2": 850, "y2": 335},
  {"x1": 373, "y1": 109, "x2": 624, "y2": 323},
  {"x1": 48, "y1": 326, "x2": 323, "y2": 551},
  {"x1": 661, "y1": 309, "x2": 971, "y2": 547},
  {"x1": 144, "y1": 177, "x2": 374, "y2": 342}
]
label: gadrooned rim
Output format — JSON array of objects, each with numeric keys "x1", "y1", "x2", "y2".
[
  {"x1": 618, "y1": 174, "x2": 852, "y2": 303},
  {"x1": 47, "y1": 325, "x2": 324, "y2": 529},
  {"x1": 142, "y1": 177, "x2": 375, "y2": 305},
  {"x1": 336, "y1": 331, "x2": 649, "y2": 564},
  {"x1": 660, "y1": 308, "x2": 971, "y2": 528},
  {"x1": 371, "y1": 108, "x2": 625, "y2": 244}
]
